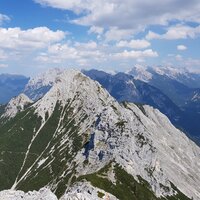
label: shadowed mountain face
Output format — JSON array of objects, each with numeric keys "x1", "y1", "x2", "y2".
[
  {"x1": 83, "y1": 69, "x2": 200, "y2": 145},
  {"x1": 0, "y1": 74, "x2": 29, "y2": 104},
  {"x1": 0, "y1": 70, "x2": 199, "y2": 200},
  {"x1": 146, "y1": 72, "x2": 200, "y2": 107},
  {"x1": 127, "y1": 66, "x2": 200, "y2": 112},
  {"x1": 83, "y1": 70, "x2": 182, "y2": 121},
  {"x1": 128, "y1": 66, "x2": 200, "y2": 90}
]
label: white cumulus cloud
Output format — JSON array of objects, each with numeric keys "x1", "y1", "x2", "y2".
[
  {"x1": 115, "y1": 49, "x2": 158, "y2": 59},
  {"x1": 117, "y1": 39, "x2": 151, "y2": 49},
  {"x1": 34, "y1": 0, "x2": 200, "y2": 32},
  {"x1": 146, "y1": 25, "x2": 200, "y2": 40},
  {"x1": 88, "y1": 26, "x2": 104, "y2": 35},
  {"x1": 0, "y1": 27, "x2": 67, "y2": 71},
  {"x1": 177, "y1": 45, "x2": 187, "y2": 51},
  {"x1": 105, "y1": 27, "x2": 134, "y2": 41},
  {"x1": 0, "y1": 27, "x2": 66, "y2": 50},
  {"x1": 36, "y1": 41, "x2": 106, "y2": 66}
]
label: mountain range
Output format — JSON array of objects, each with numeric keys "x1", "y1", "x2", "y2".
[
  {"x1": 128, "y1": 66, "x2": 200, "y2": 107},
  {"x1": 0, "y1": 69, "x2": 199, "y2": 200},
  {"x1": 0, "y1": 66, "x2": 199, "y2": 144}
]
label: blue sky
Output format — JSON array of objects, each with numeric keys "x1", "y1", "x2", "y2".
[{"x1": 0, "y1": 0, "x2": 200, "y2": 75}]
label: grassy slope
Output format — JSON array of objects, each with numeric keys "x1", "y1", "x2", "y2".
[
  {"x1": 77, "y1": 163, "x2": 191, "y2": 200},
  {"x1": 0, "y1": 108, "x2": 41, "y2": 189}
]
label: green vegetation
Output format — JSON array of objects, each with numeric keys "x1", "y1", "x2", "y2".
[
  {"x1": 97, "y1": 191, "x2": 105, "y2": 198},
  {"x1": 0, "y1": 100, "x2": 84, "y2": 197},
  {"x1": 77, "y1": 163, "x2": 191, "y2": 200},
  {"x1": 77, "y1": 163, "x2": 158, "y2": 200},
  {"x1": 0, "y1": 108, "x2": 41, "y2": 190},
  {"x1": 16, "y1": 102, "x2": 83, "y2": 196},
  {"x1": 165, "y1": 183, "x2": 192, "y2": 200},
  {"x1": 115, "y1": 120, "x2": 127, "y2": 132},
  {"x1": 0, "y1": 104, "x2": 5, "y2": 117}
]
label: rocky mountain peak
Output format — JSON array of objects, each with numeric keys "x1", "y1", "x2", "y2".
[
  {"x1": 24, "y1": 68, "x2": 64, "y2": 101},
  {"x1": 33, "y1": 69, "x2": 113, "y2": 121},
  {"x1": 2, "y1": 93, "x2": 33, "y2": 119}
]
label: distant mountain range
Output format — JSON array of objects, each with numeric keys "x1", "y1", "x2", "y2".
[
  {"x1": 127, "y1": 66, "x2": 200, "y2": 107},
  {"x1": 0, "y1": 69, "x2": 199, "y2": 200},
  {"x1": 128, "y1": 66, "x2": 200, "y2": 89},
  {"x1": 0, "y1": 74, "x2": 29, "y2": 104}
]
